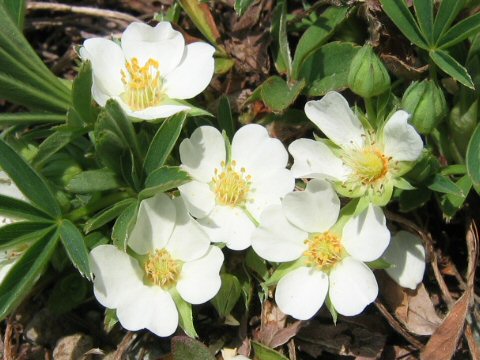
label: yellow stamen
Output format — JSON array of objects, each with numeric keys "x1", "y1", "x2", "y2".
[
  {"x1": 211, "y1": 160, "x2": 252, "y2": 207},
  {"x1": 144, "y1": 249, "x2": 181, "y2": 289},
  {"x1": 344, "y1": 147, "x2": 389, "y2": 185},
  {"x1": 304, "y1": 232, "x2": 344, "y2": 271}
]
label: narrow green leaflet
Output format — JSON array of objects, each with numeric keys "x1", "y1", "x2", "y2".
[
  {"x1": 2, "y1": 0, "x2": 26, "y2": 29},
  {"x1": 380, "y1": 0, "x2": 428, "y2": 49},
  {"x1": 427, "y1": 173, "x2": 464, "y2": 196},
  {"x1": 71, "y1": 61, "x2": 96, "y2": 125},
  {"x1": 141, "y1": 166, "x2": 191, "y2": 199},
  {"x1": 441, "y1": 175, "x2": 472, "y2": 218},
  {"x1": 433, "y1": 0, "x2": 466, "y2": 42},
  {"x1": 211, "y1": 273, "x2": 242, "y2": 317},
  {"x1": 0, "y1": 221, "x2": 52, "y2": 249},
  {"x1": 84, "y1": 198, "x2": 136, "y2": 234},
  {"x1": 252, "y1": 341, "x2": 289, "y2": 360},
  {"x1": 112, "y1": 201, "x2": 138, "y2": 251},
  {"x1": 413, "y1": 0, "x2": 433, "y2": 44},
  {"x1": 466, "y1": 122, "x2": 480, "y2": 192},
  {"x1": 171, "y1": 336, "x2": 214, "y2": 360},
  {"x1": 260, "y1": 76, "x2": 305, "y2": 113},
  {"x1": 171, "y1": 290, "x2": 198, "y2": 338},
  {"x1": 0, "y1": 227, "x2": 59, "y2": 320},
  {"x1": 217, "y1": 96, "x2": 235, "y2": 140},
  {"x1": 144, "y1": 112, "x2": 186, "y2": 175},
  {"x1": 438, "y1": 13, "x2": 480, "y2": 49},
  {"x1": 271, "y1": 0, "x2": 292, "y2": 77},
  {"x1": 59, "y1": 220, "x2": 92, "y2": 279},
  {"x1": 0, "y1": 195, "x2": 51, "y2": 221},
  {"x1": 0, "y1": 112, "x2": 65, "y2": 126},
  {"x1": 430, "y1": 50, "x2": 474, "y2": 89},
  {"x1": 292, "y1": 6, "x2": 350, "y2": 79},
  {"x1": 0, "y1": 138, "x2": 60, "y2": 218},
  {"x1": 234, "y1": 0, "x2": 255, "y2": 17},
  {"x1": 47, "y1": 273, "x2": 88, "y2": 315},
  {"x1": 67, "y1": 168, "x2": 122, "y2": 193}
]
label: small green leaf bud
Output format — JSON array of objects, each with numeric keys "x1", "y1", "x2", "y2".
[
  {"x1": 348, "y1": 44, "x2": 391, "y2": 98},
  {"x1": 401, "y1": 79, "x2": 448, "y2": 134}
]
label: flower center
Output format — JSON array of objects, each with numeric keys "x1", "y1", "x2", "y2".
[
  {"x1": 345, "y1": 147, "x2": 389, "y2": 185},
  {"x1": 212, "y1": 160, "x2": 252, "y2": 207},
  {"x1": 121, "y1": 57, "x2": 163, "y2": 111},
  {"x1": 144, "y1": 249, "x2": 181, "y2": 289},
  {"x1": 304, "y1": 232, "x2": 344, "y2": 271}
]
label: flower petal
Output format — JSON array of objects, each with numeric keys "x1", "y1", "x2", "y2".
[
  {"x1": 123, "y1": 102, "x2": 190, "y2": 120},
  {"x1": 90, "y1": 245, "x2": 144, "y2": 309},
  {"x1": 121, "y1": 22, "x2": 185, "y2": 75},
  {"x1": 80, "y1": 38, "x2": 125, "y2": 102},
  {"x1": 288, "y1": 139, "x2": 349, "y2": 181},
  {"x1": 179, "y1": 126, "x2": 226, "y2": 183},
  {"x1": 275, "y1": 266, "x2": 329, "y2": 320},
  {"x1": 164, "y1": 42, "x2": 215, "y2": 99},
  {"x1": 166, "y1": 197, "x2": 211, "y2": 262},
  {"x1": 282, "y1": 179, "x2": 340, "y2": 233},
  {"x1": 304, "y1": 92, "x2": 365, "y2": 149},
  {"x1": 251, "y1": 205, "x2": 307, "y2": 262},
  {"x1": 128, "y1": 194, "x2": 176, "y2": 255},
  {"x1": 176, "y1": 246, "x2": 224, "y2": 304},
  {"x1": 384, "y1": 231, "x2": 425, "y2": 290},
  {"x1": 329, "y1": 257, "x2": 378, "y2": 316},
  {"x1": 116, "y1": 285, "x2": 179, "y2": 337},
  {"x1": 342, "y1": 204, "x2": 390, "y2": 262},
  {"x1": 382, "y1": 110, "x2": 423, "y2": 162},
  {"x1": 178, "y1": 180, "x2": 216, "y2": 219},
  {"x1": 199, "y1": 206, "x2": 256, "y2": 250}
]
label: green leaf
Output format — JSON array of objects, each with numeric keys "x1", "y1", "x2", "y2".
[
  {"x1": 413, "y1": 0, "x2": 434, "y2": 44},
  {"x1": 217, "y1": 96, "x2": 235, "y2": 140},
  {"x1": 0, "y1": 228, "x2": 59, "y2": 320},
  {"x1": 430, "y1": 49, "x2": 474, "y2": 89},
  {"x1": 366, "y1": 258, "x2": 391, "y2": 269},
  {"x1": 84, "y1": 198, "x2": 136, "y2": 234},
  {"x1": 399, "y1": 187, "x2": 432, "y2": 212},
  {"x1": 466, "y1": 122, "x2": 480, "y2": 191},
  {"x1": 0, "y1": 138, "x2": 60, "y2": 218},
  {"x1": 171, "y1": 291, "x2": 198, "y2": 338},
  {"x1": 67, "y1": 168, "x2": 122, "y2": 193},
  {"x1": 0, "y1": 221, "x2": 52, "y2": 249},
  {"x1": 234, "y1": 0, "x2": 255, "y2": 16},
  {"x1": 0, "y1": 195, "x2": 51, "y2": 221},
  {"x1": 441, "y1": 174, "x2": 472, "y2": 218},
  {"x1": 299, "y1": 42, "x2": 360, "y2": 96},
  {"x1": 292, "y1": 6, "x2": 351, "y2": 79},
  {"x1": 71, "y1": 61, "x2": 96, "y2": 125},
  {"x1": 260, "y1": 76, "x2": 305, "y2": 112},
  {"x1": 433, "y1": 0, "x2": 466, "y2": 42},
  {"x1": 47, "y1": 272, "x2": 88, "y2": 315},
  {"x1": 271, "y1": 0, "x2": 292, "y2": 77},
  {"x1": 211, "y1": 273, "x2": 242, "y2": 317},
  {"x1": 59, "y1": 220, "x2": 92, "y2": 279},
  {"x1": 0, "y1": 112, "x2": 65, "y2": 126},
  {"x1": 427, "y1": 173, "x2": 464, "y2": 196},
  {"x1": 171, "y1": 336, "x2": 214, "y2": 359},
  {"x1": 380, "y1": 0, "x2": 428, "y2": 49},
  {"x1": 141, "y1": 166, "x2": 191, "y2": 199},
  {"x1": 2, "y1": 0, "x2": 26, "y2": 29},
  {"x1": 144, "y1": 112, "x2": 186, "y2": 175},
  {"x1": 245, "y1": 248, "x2": 269, "y2": 280},
  {"x1": 252, "y1": 341, "x2": 289, "y2": 360},
  {"x1": 438, "y1": 12, "x2": 480, "y2": 49},
  {"x1": 104, "y1": 308, "x2": 119, "y2": 332},
  {"x1": 111, "y1": 201, "x2": 138, "y2": 251},
  {"x1": 264, "y1": 258, "x2": 304, "y2": 287}
]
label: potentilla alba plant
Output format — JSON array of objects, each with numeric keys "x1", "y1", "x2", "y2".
[
  {"x1": 178, "y1": 124, "x2": 295, "y2": 250},
  {"x1": 90, "y1": 194, "x2": 224, "y2": 337},
  {"x1": 80, "y1": 22, "x2": 215, "y2": 120},
  {"x1": 289, "y1": 91, "x2": 424, "y2": 205},
  {"x1": 251, "y1": 179, "x2": 390, "y2": 319}
]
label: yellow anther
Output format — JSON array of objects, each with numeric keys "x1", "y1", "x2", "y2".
[
  {"x1": 144, "y1": 249, "x2": 181, "y2": 289},
  {"x1": 304, "y1": 232, "x2": 344, "y2": 271},
  {"x1": 211, "y1": 160, "x2": 252, "y2": 207}
]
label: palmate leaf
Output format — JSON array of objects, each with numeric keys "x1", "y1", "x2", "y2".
[
  {"x1": 0, "y1": 113, "x2": 65, "y2": 126},
  {"x1": 0, "y1": 221, "x2": 53, "y2": 249},
  {"x1": 413, "y1": 0, "x2": 433, "y2": 44},
  {"x1": 217, "y1": 96, "x2": 235, "y2": 141},
  {"x1": 433, "y1": 0, "x2": 466, "y2": 42},
  {"x1": 466, "y1": 123, "x2": 480, "y2": 193},
  {"x1": 2, "y1": 0, "x2": 26, "y2": 29},
  {"x1": 0, "y1": 195, "x2": 51, "y2": 221},
  {"x1": 430, "y1": 50, "x2": 475, "y2": 89},
  {"x1": 59, "y1": 220, "x2": 92, "y2": 279},
  {"x1": 438, "y1": 12, "x2": 480, "y2": 49},
  {"x1": 271, "y1": 0, "x2": 292, "y2": 77}
]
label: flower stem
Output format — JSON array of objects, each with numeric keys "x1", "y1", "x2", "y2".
[{"x1": 364, "y1": 97, "x2": 377, "y2": 128}]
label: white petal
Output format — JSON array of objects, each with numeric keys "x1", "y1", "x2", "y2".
[
  {"x1": 246, "y1": 168, "x2": 295, "y2": 219},
  {"x1": 166, "y1": 197, "x2": 210, "y2": 262},
  {"x1": 382, "y1": 110, "x2": 423, "y2": 162},
  {"x1": 121, "y1": 22, "x2": 185, "y2": 75},
  {"x1": 0, "y1": 171, "x2": 26, "y2": 201},
  {"x1": 342, "y1": 204, "x2": 390, "y2": 262},
  {"x1": 288, "y1": 139, "x2": 349, "y2": 181},
  {"x1": 176, "y1": 246, "x2": 224, "y2": 304},
  {"x1": 90, "y1": 245, "x2": 144, "y2": 309},
  {"x1": 178, "y1": 180, "x2": 216, "y2": 219},
  {"x1": 164, "y1": 42, "x2": 215, "y2": 99},
  {"x1": 304, "y1": 92, "x2": 365, "y2": 149},
  {"x1": 384, "y1": 231, "x2": 426, "y2": 290},
  {"x1": 128, "y1": 194, "x2": 176, "y2": 255},
  {"x1": 123, "y1": 103, "x2": 190, "y2": 120},
  {"x1": 251, "y1": 205, "x2": 307, "y2": 262},
  {"x1": 282, "y1": 179, "x2": 340, "y2": 233},
  {"x1": 199, "y1": 206, "x2": 256, "y2": 250},
  {"x1": 231, "y1": 124, "x2": 289, "y2": 180},
  {"x1": 329, "y1": 257, "x2": 378, "y2": 316},
  {"x1": 116, "y1": 285, "x2": 179, "y2": 337},
  {"x1": 275, "y1": 266, "x2": 329, "y2": 320},
  {"x1": 179, "y1": 126, "x2": 226, "y2": 183},
  {"x1": 81, "y1": 38, "x2": 125, "y2": 101}
]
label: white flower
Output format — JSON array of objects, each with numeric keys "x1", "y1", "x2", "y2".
[
  {"x1": 289, "y1": 91, "x2": 423, "y2": 205},
  {"x1": 178, "y1": 124, "x2": 295, "y2": 250},
  {"x1": 80, "y1": 22, "x2": 215, "y2": 120},
  {"x1": 251, "y1": 179, "x2": 390, "y2": 319},
  {"x1": 89, "y1": 194, "x2": 224, "y2": 337},
  {"x1": 383, "y1": 231, "x2": 425, "y2": 290}
]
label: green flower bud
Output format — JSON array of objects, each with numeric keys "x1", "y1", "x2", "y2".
[
  {"x1": 401, "y1": 80, "x2": 448, "y2": 134},
  {"x1": 348, "y1": 44, "x2": 391, "y2": 98}
]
